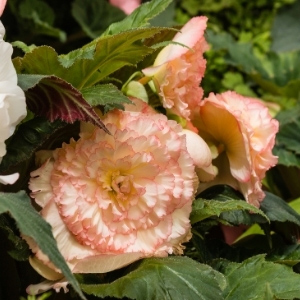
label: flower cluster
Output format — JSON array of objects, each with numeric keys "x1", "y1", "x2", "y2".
[
  {"x1": 25, "y1": 16, "x2": 278, "y2": 292},
  {"x1": 0, "y1": 3, "x2": 279, "y2": 296},
  {"x1": 143, "y1": 17, "x2": 278, "y2": 207}
]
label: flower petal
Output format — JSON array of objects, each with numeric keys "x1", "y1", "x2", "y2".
[{"x1": 0, "y1": 173, "x2": 19, "y2": 185}]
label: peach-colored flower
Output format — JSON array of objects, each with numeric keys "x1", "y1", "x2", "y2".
[
  {"x1": 192, "y1": 91, "x2": 279, "y2": 207},
  {"x1": 109, "y1": 0, "x2": 140, "y2": 15},
  {"x1": 0, "y1": 0, "x2": 6, "y2": 16},
  {"x1": 143, "y1": 17, "x2": 209, "y2": 121},
  {"x1": 26, "y1": 102, "x2": 198, "y2": 290}
]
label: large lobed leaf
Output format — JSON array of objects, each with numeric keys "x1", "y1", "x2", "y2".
[
  {"x1": 19, "y1": 27, "x2": 172, "y2": 89},
  {"x1": 80, "y1": 256, "x2": 226, "y2": 300},
  {"x1": 0, "y1": 191, "x2": 86, "y2": 300},
  {"x1": 218, "y1": 255, "x2": 300, "y2": 300}
]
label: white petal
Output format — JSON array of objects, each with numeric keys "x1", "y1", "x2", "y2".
[
  {"x1": 26, "y1": 278, "x2": 68, "y2": 296},
  {"x1": 0, "y1": 173, "x2": 19, "y2": 185},
  {"x1": 181, "y1": 129, "x2": 212, "y2": 168},
  {"x1": 29, "y1": 256, "x2": 63, "y2": 281},
  {"x1": 73, "y1": 252, "x2": 144, "y2": 273}
]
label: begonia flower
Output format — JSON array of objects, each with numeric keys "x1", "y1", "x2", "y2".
[
  {"x1": 192, "y1": 91, "x2": 279, "y2": 207},
  {"x1": 109, "y1": 0, "x2": 141, "y2": 15},
  {"x1": 0, "y1": 20, "x2": 27, "y2": 185},
  {"x1": 26, "y1": 101, "x2": 200, "y2": 292},
  {"x1": 143, "y1": 17, "x2": 209, "y2": 121}
]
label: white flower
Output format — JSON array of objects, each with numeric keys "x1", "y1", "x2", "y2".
[{"x1": 0, "y1": 21, "x2": 27, "y2": 184}]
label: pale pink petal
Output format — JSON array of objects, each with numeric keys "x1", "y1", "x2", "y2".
[
  {"x1": 73, "y1": 252, "x2": 144, "y2": 273},
  {"x1": 181, "y1": 129, "x2": 212, "y2": 168},
  {"x1": 27, "y1": 279, "x2": 68, "y2": 296},
  {"x1": 109, "y1": 0, "x2": 140, "y2": 14},
  {"x1": 152, "y1": 16, "x2": 208, "y2": 66},
  {"x1": 196, "y1": 164, "x2": 218, "y2": 183},
  {"x1": 29, "y1": 256, "x2": 63, "y2": 281},
  {"x1": 29, "y1": 159, "x2": 54, "y2": 208}
]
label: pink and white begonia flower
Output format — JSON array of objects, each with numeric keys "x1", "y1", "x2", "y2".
[
  {"x1": 143, "y1": 17, "x2": 209, "y2": 122},
  {"x1": 192, "y1": 91, "x2": 279, "y2": 207},
  {"x1": 0, "y1": 20, "x2": 27, "y2": 185},
  {"x1": 26, "y1": 100, "x2": 203, "y2": 292},
  {"x1": 109, "y1": 0, "x2": 141, "y2": 15}
]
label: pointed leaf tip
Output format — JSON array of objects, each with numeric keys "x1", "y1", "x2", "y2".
[{"x1": 24, "y1": 75, "x2": 109, "y2": 133}]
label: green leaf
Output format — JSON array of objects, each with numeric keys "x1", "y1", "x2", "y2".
[
  {"x1": 0, "y1": 191, "x2": 86, "y2": 300},
  {"x1": 206, "y1": 30, "x2": 267, "y2": 77},
  {"x1": 72, "y1": 0, "x2": 126, "y2": 39},
  {"x1": 18, "y1": 74, "x2": 108, "y2": 132},
  {"x1": 58, "y1": 45, "x2": 96, "y2": 68},
  {"x1": 19, "y1": 0, "x2": 66, "y2": 42},
  {"x1": 19, "y1": 28, "x2": 169, "y2": 89},
  {"x1": 0, "y1": 214, "x2": 30, "y2": 261},
  {"x1": 260, "y1": 192, "x2": 300, "y2": 226},
  {"x1": 81, "y1": 84, "x2": 132, "y2": 111},
  {"x1": 271, "y1": 0, "x2": 300, "y2": 52},
  {"x1": 0, "y1": 118, "x2": 65, "y2": 172},
  {"x1": 102, "y1": 0, "x2": 173, "y2": 36},
  {"x1": 17, "y1": 74, "x2": 48, "y2": 91},
  {"x1": 81, "y1": 256, "x2": 226, "y2": 300},
  {"x1": 273, "y1": 105, "x2": 300, "y2": 167},
  {"x1": 190, "y1": 199, "x2": 268, "y2": 225},
  {"x1": 273, "y1": 147, "x2": 300, "y2": 167},
  {"x1": 260, "y1": 51, "x2": 300, "y2": 87},
  {"x1": 289, "y1": 197, "x2": 300, "y2": 214},
  {"x1": 219, "y1": 255, "x2": 300, "y2": 300},
  {"x1": 207, "y1": 30, "x2": 300, "y2": 98},
  {"x1": 149, "y1": 0, "x2": 176, "y2": 27},
  {"x1": 196, "y1": 185, "x2": 267, "y2": 225},
  {"x1": 19, "y1": 0, "x2": 55, "y2": 25},
  {"x1": 0, "y1": 118, "x2": 75, "y2": 191},
  {"x1": 12, "y1": 41, "x2": 37, "y2": 54},
  {"x1": 221, "y1": 72, "x2": 257, "y2": 97},
  {"x1": 268, "y1": 244, "x2": 300, "y2": 266}
]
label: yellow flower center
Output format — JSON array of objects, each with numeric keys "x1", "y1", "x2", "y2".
[{"x1": 102, "y1": 170, "x2": 133, "y2": 203}]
